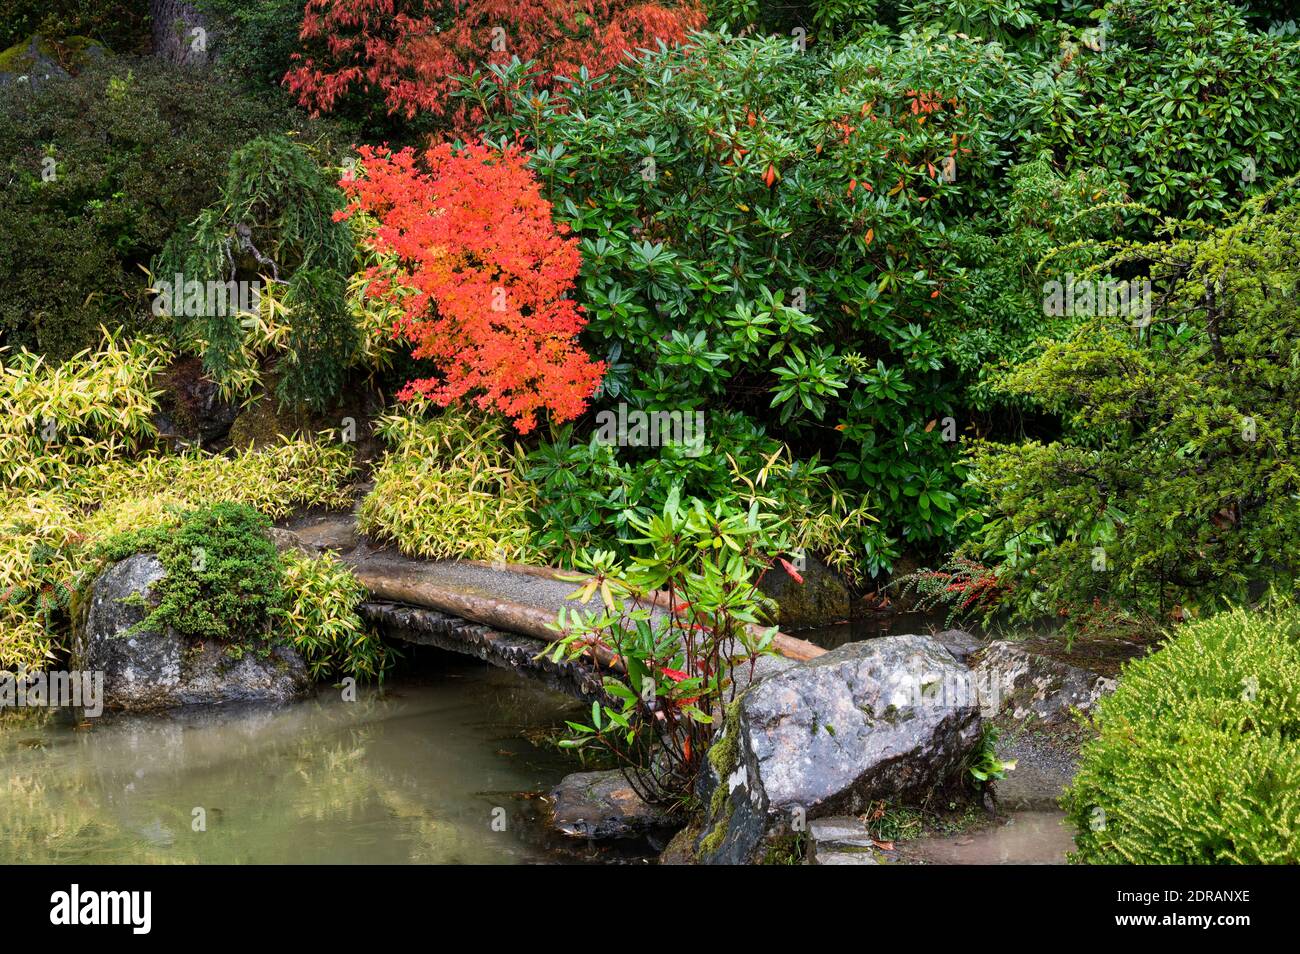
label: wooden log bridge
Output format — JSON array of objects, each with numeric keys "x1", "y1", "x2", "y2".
[{"x1": 275, "y1": 512, "x2": 825, "y2": 699}]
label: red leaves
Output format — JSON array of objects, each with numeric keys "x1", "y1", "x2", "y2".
[
  {"x1": 763, "y1": 163, "x2": 777, "y2": 188},
  {"x1": 286, "y1": 0, "x2": 706, "y2": 130},
  {"x1": 778, "y1": 558, "x2": 804, "y2": 584},
  {"x1": 339, "y1": 140, "x2": 605, "y2": 433}
]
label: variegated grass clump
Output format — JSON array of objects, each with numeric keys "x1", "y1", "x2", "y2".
[
  {"x1": 280, "y1": 548, "x2": 389, "y2": 681},
  {"x1": 358, "y1": 404, "x2": 538, "y2": 563},
  {"x1": 1, "y1": 439, "x2": 358, "y2": 672},
  {"x1": 0, "y1": 332, "x2": 167, "y2": 491}
]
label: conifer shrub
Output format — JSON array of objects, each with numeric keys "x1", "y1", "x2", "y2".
[{"x1": 1065, "y1": 602, "x2": 1300, "y2": 865}]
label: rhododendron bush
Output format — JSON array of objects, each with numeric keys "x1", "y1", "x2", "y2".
[
  {"x1": 285, "y1": 0, "x2": 706, "y2": 129},
  {"x1": 337, "y1": 141, "x2": 604, "y2": 433}
]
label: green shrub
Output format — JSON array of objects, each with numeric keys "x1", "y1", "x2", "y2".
[
  {"x1": 478, "y1": 29, "x2": 1047, "y2": 558},
  {"x1": 1065, "y1": 602, "x2": 1300, "y2": 864},
  {"x1": 1034, "y1": 0, "x2": 1300, "y2": 221},
  {"x1": 0, "y1": 57, "x2": 305, "y2": 357},
  {"x1": 100, "y1": 503, "x2": 287, "y2": 644},
  {"x1": 153, "y1": 134, "x2": 358, "y2": 410},
  {"x1": 969, "y1": 179, "x2": 1300, "y2": 622}
]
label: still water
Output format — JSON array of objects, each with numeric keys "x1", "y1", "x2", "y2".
[{"x1": 0, "y1": 658, "x2": 595, "y2": 864}]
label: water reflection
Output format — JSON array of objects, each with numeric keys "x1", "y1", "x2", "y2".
[{"x1": 1, "y1": 661, "x2": 592, "y2": 864}]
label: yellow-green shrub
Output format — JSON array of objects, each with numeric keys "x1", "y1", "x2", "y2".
[
  {"x1": 358, "y1": 406, "x2": 537, "y2": 563},
  {"x1": 1064, "y1": 602, "x2": 1300, "y2": 864},
  {"x1": 0, "y1": 332, "x2": 166, "y2": 491},
  {"x1": 280, "y1": 548, "x2": 389, "y2": 681},
  {"x1": 0, "y1": 438, "x2": 357, "y2": 671}
]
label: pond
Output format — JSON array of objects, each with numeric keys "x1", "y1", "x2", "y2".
[{"x1": 0, "y1": 654, "x2": 607, "y2": 865}]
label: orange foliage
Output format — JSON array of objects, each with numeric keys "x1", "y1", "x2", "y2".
[{"x1": 337, "y1": 141, "x2": 604, "y2": 432}]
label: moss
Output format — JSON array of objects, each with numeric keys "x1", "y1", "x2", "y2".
[
  {"x1": 761, "y1": 832, "x2": 806, "y2": 865},
  {"x1": 228, "y1": 388, "x2": 315, "y2": 450},
  {"x1": 0, "y1": 34, "x2": 103, "y2": 74},
  {"x1": 698, "y1": 698, "x2": 743, "y2": 857},
  {"x1": 97, "y1": 503, "x2": 286, "y2": 645}
]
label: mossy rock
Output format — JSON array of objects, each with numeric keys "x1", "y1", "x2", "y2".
[
  {"x1": 0, "y1": 34, "x2": 105, "y2": 90},
  {"x1": 758, "y1": 554, "x2": 851, "y2": 629}
]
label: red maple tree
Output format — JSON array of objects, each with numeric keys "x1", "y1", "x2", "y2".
[
  {"x1": 286, "y1": 0, "x2": 706, "y2": 129},
  {"x1": 337, "y1": 140, "x2": 604, "y2": 433}
]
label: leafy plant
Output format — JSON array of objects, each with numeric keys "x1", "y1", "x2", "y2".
[
  {"x1": 1065, "y1": 601, "x2": 1300, "y2": 864},
  {"x1": 967, "y1": 724, "x2": 1016, "y2": 784},
  {"x1": 893, "y1": 556, "x2": 1011, "y2": 625},
  {"x1": 153, "y1": 134, "x2": 358, "y2": 411},
  {"x1": 358, "y1": 405, "x2": 539, "y2": 562},
  {"x1": 339, "y1": 140, "x2": 605, "y2": 433},
  {"x1": 0, "y1": 332, "x2": 165, "y2": 491},
  {"x1": 545, "y1": 489, "x2": 784, "y2": 807},
  {"x1": 279, "y1": 548, "x2": 390, "y2": 680}
]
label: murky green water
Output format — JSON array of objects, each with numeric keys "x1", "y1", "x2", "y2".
[{"x1": 0, "y1": 660, "x2": 593, "y2": 864}]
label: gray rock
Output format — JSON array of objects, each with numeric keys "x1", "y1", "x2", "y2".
[
  {"x1": 806, "y1": 817, "x2": 885, "y2": 864},
  {"x1": 696, "y1": 635, "x2": 982, "y2": 864},
  {"x1": 808, "y1": 815, "x2": 877, "y2": 848},
  {"x1": 281, "y1": 513, "x2": 362, "y2": 554},
  {"x1": 0, "y1": 35, "x2": 69, "y2": 92},
  {"x1": 974, "y1": 641, "x2": 1115, "y2": 724},
  {"x1": 550, "y1": 769, "x2": 677, "y2": 840},
  {"x1": 74, "y1": 554, "x2": 308, "y2": 712},
  {"x1": 758, "y1": 554, "x2": 851, "y2": 630},
  {"x1": 932, "y1": 628, "x2": 983, "y2": 664},
  {"x1": 727, "y1": 653, "x2": 799, "y2": 696},
  {"x1": 268, "y1": 528, "x2": 315, "y2": 557},
  {"x1": 812, "y1": 848, "x2": 881, "y2": 865}
]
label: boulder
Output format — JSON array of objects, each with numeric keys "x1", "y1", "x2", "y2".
[
  {"x1": 758, "y1": 554, "x2": 851, "y2": 630},
  {"x1": 973, "y1": 641, "x2": 1115, "y2": 724},
  {"x1": 73, "y1": 554, "x2": 309, "y2": 712},
  {"x1": 0, "y1": 35, "x2": 104, "y2": 92},
  {"x1": 550, "y1": 769, "x2": 678, "y2": 840},
  {"x1": 696, "y1": 635, "x2": 983, "y2": 864}
]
